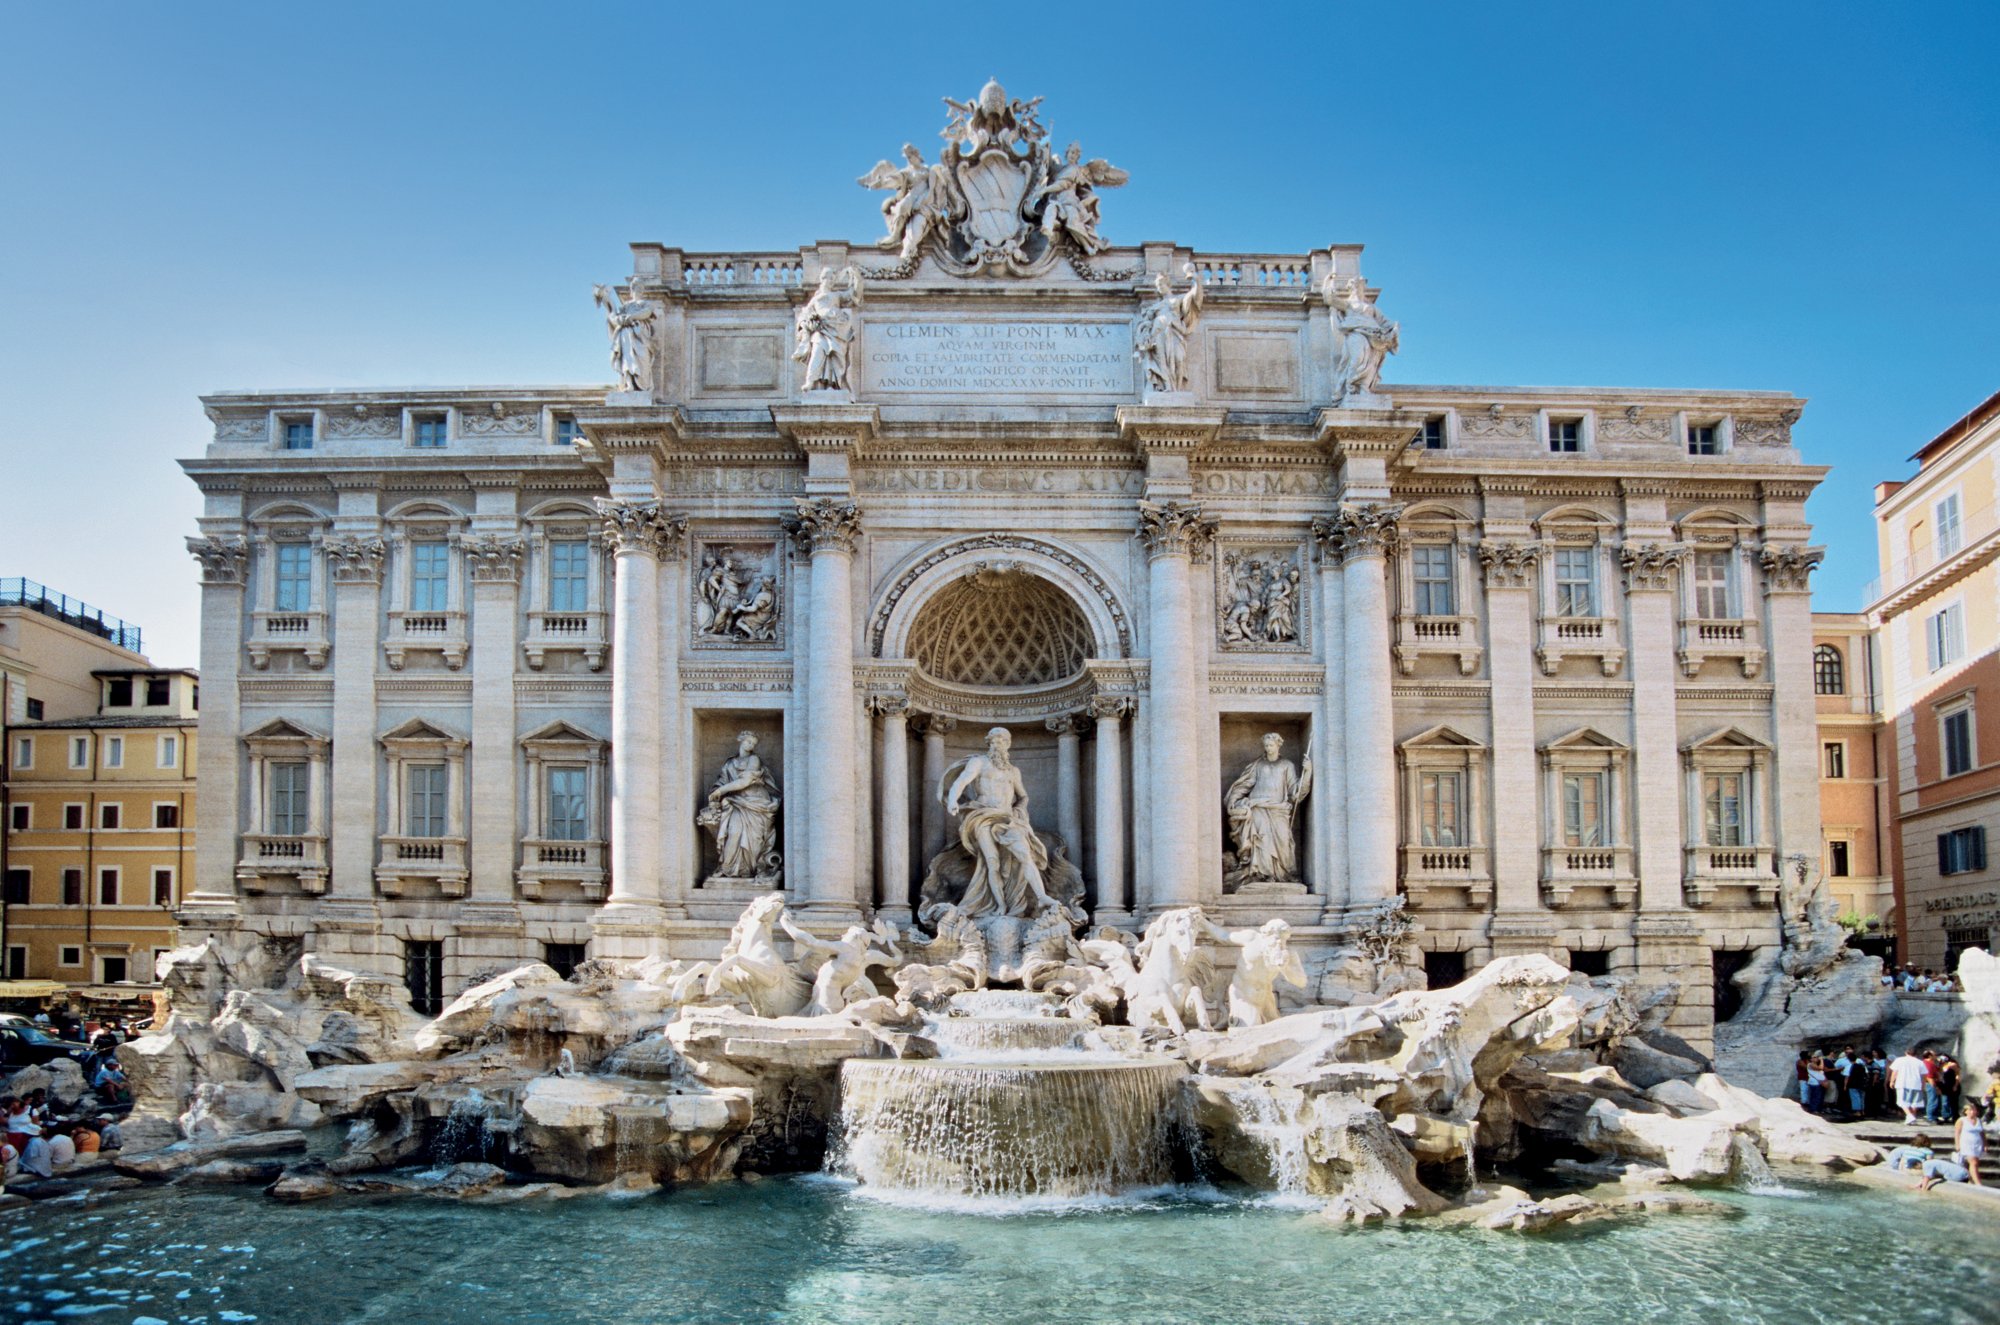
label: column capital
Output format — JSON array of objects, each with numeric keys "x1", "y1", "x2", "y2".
[
  {"x1": 1618, "y1": 540, "x2": 1688, "y2": 593},
  {"x1": 1136, "y1": 499, "x2": 1215, "y2": 560},
  {"x1": 462, "y1": 534, "x2": 527, "y2": 584},
  {"x1": 1759, "y1": 543, "x2": 1824, "y2": 594},
  {"x1": 787, "y1": 498, "x2": 863, "y2": 555},
  {"x1": 1087, "y1": 694, "x2": 1133, "y2": 723},
  {"x1": 1045, "y1": 713, "x2": 1083, "y2": 736},
  {"x1": 595, "y1": 497, "x2": 687, "y2": 560},
  {"x1": 1476, "y1": 539, "x2": 1540, "y2": 589},
  {"x1": 325, "y1": 535, "x2": 388, "y2": 584},
  {"x1": 913, "y1": 712, "x2": 957, "y2": 738},
  {"x1": 186, "y1": 535, "x2": 248, "y2": 586},
  {"x1": 867, "y1": 694, "x2": 911, "y2": 719},
  {"x1": 1313, "y1": 501, "x2": 1402, "y2": 562}
]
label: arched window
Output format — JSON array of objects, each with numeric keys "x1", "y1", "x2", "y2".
[{"x1": 1814, "y1": 644, "x2": 1845, "y2": 695}]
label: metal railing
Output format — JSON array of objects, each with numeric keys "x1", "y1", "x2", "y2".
[
  {"x1": 0, "y1": 579, "x2": 142, "y2": 653},
  {"x1": 1862, "y1": 498, "x2": 2000, "y2": 605}
]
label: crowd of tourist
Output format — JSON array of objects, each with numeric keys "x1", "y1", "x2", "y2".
[
  {"x1": 1, "y1": 1090, "x2": 124, "y2": 1181},
  {"x1": 1794, "y1": 1044, "x2": 1995, "y2": 1194},
  {"x1": 1883, "y1": 966, "x2": 1965, "y2": 994}
]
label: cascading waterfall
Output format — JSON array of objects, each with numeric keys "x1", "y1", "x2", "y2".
[
  {"x1": 1222, "y1": 1083, "x2": 1311, "y2": 1196},
  {"x1": 830, "y1": 991, "x2": 1187, "y2": 1199},
  {"x1": 434, "y1": 1088, "x2": 498, "y2": 1165}
]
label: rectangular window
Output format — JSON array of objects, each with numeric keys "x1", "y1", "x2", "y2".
[
  {"x1": 407, "y1": 764, "x2": 449, "y2": 838},
  {"x1": 1936, "y1": 494, "x2": 1963, "y2": 557},
  {"x1": 282, "y1": 418, "x2": 314, "y2": 450},
  {"x1": 99, "y1": 802, "x2": 121, "y2": 830},
  {"x1": 98, "y1": 868, "x2": 119, "y2": 906},
  {"x1": 62, "y1": 804, "x2": 83, "y2": 831},
  {"x1": 1687, "y1": 423, "x2": 1722, "y2": 456},
  {"x1": 1939, "y1": 826, "x2": 1988, "y2": 875},
  {"x1": 270, "y1": 761, "x2": 311, "y2": 836},
  {"x1": 58, "y1": 946, "x2": 81, "y2": 968},
  {"x1": 1828, "y1": 841, "x2": 1851, "y2": 878},
  {"x1": 4, "y1": 948, "x2": 24, "y2": 980},
  {"x1": 1692, "y1": 549, "x2": 1733, "y2": 619},
  {"x1": 549, "y1": 540, "x2": 590, "y2": 612},
  {"x1": 405, "y1": 940, "x2": 445, "y2": 1017},
  {"x1": 1943, "y1": 709, "x2": 1974, "y2": 777},
  {"x1": 555, "y1": 416, "x2": 582, "y2": 447},
  {"x1": 158, "y1": 735, "x2": 179, "y2": 768},
  {"x1": 1822, "y1": 741, "x2": 1846, "y2": 779},
  {"x1": 544, "y1": 942, "x2": 587, "y2": 980},
  {"x1": 145, "y1": 677, "x2": 170, "y2": 706},
  {"x1": 1926, "y1": 603, "x2": 1966, "y2": 671},
  {"x1": 153, "y1": 868, "x2": 174, "y2": 906},
  {"x1": 1703, "y1": 773, "x2": 1745, "y2": 847},
  {"x1": 413, "y1": 415, "x2": 448, "y2": 448},
  {"x1": 1553, "y1": 547, "x2": 1596, "y2": 617},
  {"x1": 23, "y1": 699, "x2": 41, "y2": 721},
  {"x1": 274, "y1": 543, "x2": 313, "y2": 612},
  {"x1": 106, "y1": 677, "x2": 133, "y2": 707},
  {"x1": 1411, "y1": 546, "x2": 1455, "y2": 617},
  {"x1": 546, "y1": 767, "x2": 588, "y2": 841},
  {"x1": 69, "y1": 736, "x2": 89, "y2": 769},
  {"x1": 154, "y1": 803, "x2": 179, "y2": 829},
  {"x1": 1548, "y1": 418, "x2": 1583, "y2": 453},
  {"x1": 60, "y1": 869, "x2": 82, "y2": 907},
  {"x1": 12, "y1": 737, "x2": 30, "y2": 769},
  {"x1": 104, "y1": 736, "x2": 123, "y2": 769},
  {"x1": 7, "y1": 805, "x2": 27, "y2": 832},
  {"x1": 2, "y1": 871, "x2": 28, "y2": 905},
  {"x1": 1419, "y1": 417, "x2": 1446, "y2": 449},
  {"x1": 100, "y1": 956, "x2": 128, "y2": 984},
  {"x1": 409, "y1": 540, "x2": 451, "y2": 611},
  {"x1": 1561, "y1": 773, "x2": 1604, "y2": 847},
  {"x1": 1419, "y1": 771, "x2": 1462, "y2": 847}
]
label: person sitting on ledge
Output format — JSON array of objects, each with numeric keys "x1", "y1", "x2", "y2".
[
  {"x1": 1886, "y1": 1135, "x2": 1933, "y2": 1171},
  {"x1": 93, "y1": 1116, "x2": 122, "y2": 1152},
  {"x1": 1919, "y1": 1153, "x2": 1972, "y2": 1192}
]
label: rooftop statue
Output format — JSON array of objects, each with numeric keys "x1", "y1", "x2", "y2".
[
  {"x1": 793, "y1": 266, "x2": 862, "y2": 392},
  {"x1": 1134, "y1": 265, "x2": 1204, "y2": 396},
  {"x1": 860, "y1": 80, "x2": 1126, "y2": 276},
  {"x1": 592, "y1": 283, "x2": 657, "y2": 395},
  {"x1": 1325, "y1": 274, "x2": 1399, "y2": 403}
]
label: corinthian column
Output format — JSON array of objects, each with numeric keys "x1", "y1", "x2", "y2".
[
  {"x1": 325, "y1": 531, "x2": 386, "y2": 902},
  {"x1": 791, "y1": 498, "x2": 864, "y2": 919},
  {"x1": 917, "y1": 714, "x2": 956, "y2": 865},
  {"x1": 464, "y1": 533, "x2": 525, "y2": 906},
  {"x1": 597, "y1": 498, "x2": 684, "y2": 914},
  {"x1": 185, "y1": 534, "x2": 249, "y2": 916},
  {"x1": 1048, "y1": 714, "x2": 1085, "y2": 868},
  {"x1": 1332, "y1": 502, "x2": 1400, "y2": 906},
  {"x1": 1089, "y1": 695, "x2": 1131, "y2": 921},
  {"x1": 1138, "y1": 499, "x2": 1215, "y2": 912},
  {"x1": 873, "y1": 696, "x2": 912, "y2": 924}
]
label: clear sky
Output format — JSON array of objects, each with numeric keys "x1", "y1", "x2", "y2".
[{"x1": 2, "y1": 1, "x2": 1995, "y2": 667}]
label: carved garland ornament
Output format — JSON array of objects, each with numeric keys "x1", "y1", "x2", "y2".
[
  {"x1": 1136, "y1": 500, "x2": 1215, "y2": 560},
  {"x1": 1759, "y1": 544, "x2": 1823, "y2": 593},
  {"x1": 1618, "y1": 541, "x2": 1688, "y2": 593},
  {"x1": 1311, "y1": 503, "x2": 1402, "y2": 563},
  {"x1": 595, "y1": 498, "x2": 687, "y2": 560},
  {"x1": 787, "y1": 499, "x2": 864, "y2": 555},
  {"x1": 324, "y1": 536, "x2": 388, "y2": 584},
  {"x1": 869, "y1": 533, "x2": 1132, "y2": 658},
  {"x1": 186, "y1": 536, "x2": 249, "y2": 586}
]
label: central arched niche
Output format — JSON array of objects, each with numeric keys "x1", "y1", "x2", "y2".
[{"x1": 906, "y1": 563, "x2": 1094, "y2": 689}]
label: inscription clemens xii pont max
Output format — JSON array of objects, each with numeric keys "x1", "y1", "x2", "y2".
[{"x1": 862, "y1": 321, "x2": 1131, "y2": 395}]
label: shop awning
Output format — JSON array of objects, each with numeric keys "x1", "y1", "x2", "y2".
[{"x1": 0, "y1": 981, "x2": 69, "y2": 999}]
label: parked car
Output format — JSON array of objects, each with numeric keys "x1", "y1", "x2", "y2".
[{"x1": 0, "y1": 1025, "x2": 90, "y2": 1067}]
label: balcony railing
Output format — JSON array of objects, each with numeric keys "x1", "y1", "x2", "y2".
[
  {"x1": 517, "y1": 838, "x2": 608, "y2": 901},
  {"x1": 375, "y1": 836, "x2": 469, "y2": 898},
  {"x1": 0, "y1": 578, "x2": 142, "y2": 652},
  {"x1": 1677, "y1": 616, "x2": 1766, "y2": 679},
  {"x1": 1400, "y1": 844, "x2": 1492, "y2": 909},
  {"x1": 1682, "y1": 844, "x2": 1779, "y2": 908},
  {"x1": 1536, "y1": 615, "x2": 1625, "y2": 677},
  {"x1": 248, "y1": 609, "x2": 329, "y2": 669},
  {"x1": 385, "y1": 609, "x2": 467, "y2": 670},
  {"x1": 1862, "y1": 497, "x2": 2000, "y2": 605},
  {"x1": 1192, "y1": 255, "x2": 1314, "y2": 289},
  {"x1": 523, "y1": 609, "x2": 607, "y2": 671},
  {"x1": 235, "y1": 834, "x2": 329, "y2": 895},
  {"x1": 1393, "y1": 613, "x2": 1483, "y2": 676},
  {"x1": 1540, "y1": 844, "x2": 1637, "y2": 908}
]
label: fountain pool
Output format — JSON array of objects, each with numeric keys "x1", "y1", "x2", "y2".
[{"x1": 0, "y1": 1177, "x2": 1990, "y2": 1325}]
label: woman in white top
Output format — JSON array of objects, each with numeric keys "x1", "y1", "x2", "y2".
[{"x1": 1957, "y1": 1102, "x2": 1987, "y2": 1186}]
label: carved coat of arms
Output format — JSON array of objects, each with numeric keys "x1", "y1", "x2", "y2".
[{"x1": 859, "y1": 80, "x2": 1127, "y2": 277}]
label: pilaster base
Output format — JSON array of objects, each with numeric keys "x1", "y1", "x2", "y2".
[
  {"x1": 1487, "y1": 912, "x2": 1561, "y2": 962},
  {"x1": 589, "y1": 902, "x2": 672, "y2": 963}
]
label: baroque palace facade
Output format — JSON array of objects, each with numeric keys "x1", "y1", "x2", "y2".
[{"x1": 179, "y1": 85, "x2": 1823, "y2": 1041}]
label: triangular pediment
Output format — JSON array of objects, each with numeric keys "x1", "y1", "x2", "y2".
[
  {"x1": 379, "y1": 717, "x2": 464, "y2": 747},
  {"x1": 1683, "y1": 725, "x2": 1769, "y2": 753},
  {"x1": 1543, "y1": 726, "x2": 1627, "y2": 752},
  {"x1": 520, "y1": 719, "x2": 604, "y2": 748},
  {"x1": 1401, "y1": 723, "x2": 1485, "y2": 751},
  {"x1": 241, "y1": 717, "x2": 327, "y2": 749}
]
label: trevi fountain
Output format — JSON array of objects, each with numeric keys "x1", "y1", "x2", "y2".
[{"x1": 5, "y1": 81, "x2": 1994, "y2": 1323}]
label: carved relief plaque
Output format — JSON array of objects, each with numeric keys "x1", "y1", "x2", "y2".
[{"x1": 691, "y1": 537, "x2": 785, "y2": 650}]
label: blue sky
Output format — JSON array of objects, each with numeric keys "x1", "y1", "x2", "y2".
[{"x1": 2, "y1": 1, "x2": 1995, "y2": 666}]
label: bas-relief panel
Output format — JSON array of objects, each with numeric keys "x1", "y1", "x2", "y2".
[
  {"x1": 1215, "y1": 544, "x2": 1308, "y2": 652},
  {"x1": 691, "y1": 537, "x2": 784, "y2": 651},
  {"x1": 1210, "y1": 331, "x2": 1302, "y2": 397},
  {"x1": 694, "y1": 330, "x2": 785, "y2": 393}
]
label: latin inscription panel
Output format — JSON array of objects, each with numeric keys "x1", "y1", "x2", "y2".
[{"x1": 861, "y1": 321, "x2": 1133, "y2": 396}]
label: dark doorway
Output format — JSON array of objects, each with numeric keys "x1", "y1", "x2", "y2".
[
  {"x1": 1568, "y1": 949, "x2": 1611, "y2": 978},
  {"x1": 1712, "y1": 947, "x2": 1757, "y2": 1024},
  {"x1": 543, "y1": 943, "x2": 587, "y2": 980},
  {"x1": 405, "y1": 940, "x2": 445, "y2": 1016},
  {"x1": 1423, "y1": 949, "x2": 1467, "y2": 989}
]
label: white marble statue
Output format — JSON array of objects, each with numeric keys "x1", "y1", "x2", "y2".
[
  {"x1": 793, "y1": 266, "x2": 862, "y2": 392},
  {"x1": 1324, "y1": 275, "x2": 1399, "y2": 402},
  {"x1": 941, "y1": 727, "x2": 1066, "y2": 920},
  {"x1": 1198, "y1": 916, "x2": 1306, "y2": 1027},
  {"x1": 696, "y1": 732, "x2": 782, "y2": 885},
  {"x1": 1134, "y1": 265, "x2": 1203, "y2": 395},
  {"x1": 704, "y1": 893, "x2": 809, "y2": 1017},
  {"x1": 1224, "y1": 733, "x2": 1313, "y2": 887},
  {"x1": 592, "y1": 283, "x2": 657, "y2": 394},
  {"x1": 1030, "y1": 141, "x2": 1127, "y2": 255},
  {"x1": 1127, "y1": 907, "x2": 1216, "y2": 1034},
  {"x1": 779, "y1": 912, "x2": 903, "y2": 1016},
  {"x1": 859, "y1": 144, "x2": 963, "y2": 262},
  {"x1": 694, "y1": 548, "x2": 779, "y2": 643}
]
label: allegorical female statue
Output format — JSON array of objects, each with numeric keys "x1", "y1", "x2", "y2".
[
  {"x1": 593, "y1": 283, "x2": 657, "y2": 394},
  {"x1": 697, "y1": 731, "x2": 781, "y2": 883},
  {"x1": 1133, "y1": 264, "x2": 1203, "y2": 394},
  {"x1": 793, "y1": 266, "x2": 862, "y2": 392},
  {"x1": 1324, "y1": 274, "x2": 1399, "y2": 402},
  {"x1": 1224, "y1": 732, "x2": 1313, "y2": 887}
]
